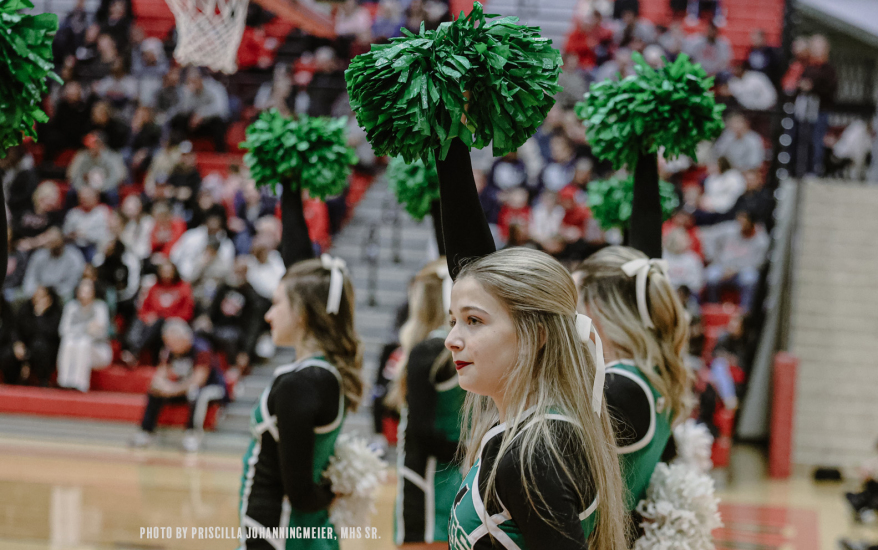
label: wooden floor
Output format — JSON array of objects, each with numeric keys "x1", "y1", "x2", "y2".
[{"x1": 0, "y1": 437, "x2": 875, "y2": 550}]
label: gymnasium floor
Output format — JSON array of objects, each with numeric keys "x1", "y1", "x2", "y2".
[{"x1": 0, "y1": 435, "x2": 875, "y2": 550}]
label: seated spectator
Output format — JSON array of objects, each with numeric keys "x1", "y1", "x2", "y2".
[
  {"x1": 781, "y1": 37, "x2": 810, "y2": 96},
  {"x1": 565, "y1": 10, "x2": 614, "y2": 70},
  {"x1": 100, "y1": 0, "x2": 131, "y2": 52},
  {"x1": 253, "y1": 63, "x2": 294, "y2": 116},
  {"x1": 170, "y1": 214, "x2": 235, "y2": 283},
  {"x1": 92, "y1": 236, "x2": 140, "y2": 322},
  {"x1": 155, "y1": 67, "x2": 182, "y2": 125},
  {"x1": 201, "y1": 258, "x2": 258, "y2": 370},
  {"x1": 657, "y1": 21, "x2": 685, "y2": 60},
  {"x1": 6, "y1": 286, "x2": 63, "y2": 386},
  {"x1": 728, "y1": 62, "x2": 777, "y2": 111},
  {"x1": 68, "y1": 132, "x2": 128, "y2": 196},
  {"x1": 119, "y1": 194, "x2": 155, "y2": 261},
  {"x1": 123, "y1": 260, "x2": 194, "y2": 364},
  {"x1": 335, "y1": 0, "x2": 373, "y2": 40},
  {"x1": 57, "y1": 278, "x2": 112, "y2": 392},
  {"x1": 746, "y1": 29, "x2": 781, "y2": 85},
  {"x1": 63, "y1": 186, "x2": 112, "y2": 262},
  {"x1": 529, "y1": 190, "x2": 565, "y2": 250},
  {"x1": 703, "y1": 211, "x2": 769, "y2": 311},
  {"x1": 712, "y1": 73, "x2": 743, "y2": 111},
  {"x1": 188, "y1": 188, "x2": 228, "y2": 230},
  {"x1": 713, "y1": 113, "x2": 765, "y2": 172},
  {"x1": 169, "y1": 68, "x2": 230, "y2": 152},
  {"x1": 145, "y1": 139, "x2": 184, "y2": 196},
  {"x1": 88, "y1": 100, "x2": 130, "y2": 151},
  {"x1": 663, "y1": 208, "x2": 703, "y2": 259},
  {"x1": 22, "y1": 228, "x2": 86, "y2": 301},
  {"x1": 237, "y1": 23, "x2": 279, "y2": 71},
  {"x1": 0, "y1": 145, "x2": 39, "y2": 216},
  {"x1": 372, "y1": 0, "x2": 404, "y2": 41},
  {"x1": 131, "y1": 318, "x2": 227, "y2": 452},
  {"x1": 161, "y1": 143, "x2": 202, "y2": 212},
  {"x1": 94, "y1": 58, "x2": 138, "y2": 115},
  {"x1": 149, "y1": 201, "x2": 187, "y2": 260},
  {"x1": 536, "y1": 135, "x2": 576, "y2": 194},
  {"x1": 700, "y1": 156, "x2": 745, "y2": 216},
  {"x1": 497, "y1": 187, "x2": 531, "y2": 242},
  {"x1": 123, "y1": 105, "x2": 162, "y2": 178},
  {"x1": 825, "y1": 119, "x2": 873, "y2": 181},
  {"x1": 488, "y1": 152, "x2": 529, "y2": 192},
  {"x1": 612, "y1": 8, "x2": 655, "y2": 47},
  {"x1": 76, "y1": 33, "x2": 120, "y2": 82},
  {"x1": 74, "y1": 23, "x2": 100, "y2": 68},
  {"x1": 53, "y1": 0, "x2": 89, "y2": 61},
  {"x1": 42, "y1": 82, "x2": 92, "y2": 160},
  {"x1": 230, "y1": 181, "x2": 277, "y2": 254},
  {"x1": 190, "y1": 240, "x2": 234, "y2": 312},
  {"x1": 132, "y1": 37, "x2": 169, "y2": 109},
  {"x1": 593, "y1": 47, "x2": 634, "y2": 83},
  {"x1": 306, "y1": 47, "x2": 346, "y2": 117},
  {"x1": 244, "y1": 236, "x2": 285, "y2": 304},
  {"x1": 732, "y1": 169, "x2": 774, "y2": 229},
  {"x1": 556, "y1": 52, "x2": 590, "y2": 110},
  {"x1": 663, "y1": 227, "x2": 704, "y2": 293},
  {"x1": 684, "y1": 22, "x2": 731, "y2": 76}
]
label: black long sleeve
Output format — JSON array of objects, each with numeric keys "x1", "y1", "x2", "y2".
[
  {"x1": 434, "y1": 139, "x2": 495, "y2": 279},
  {"x1": 629, "y1": 151, "x2": 663, "y2": 259},
  {"x1": 272, "y1": 366, "x2": 341, "y2": 513},
  {"x1": 604, "y1": 371, "x2": 653, "y2": 450},
  {"x1": 280, "y1": 186, "x2": 315, "y2": 268},
  {"x1": 494, "y1": 424, "x2": 594, "y2": 550},
  {"x1": 406, "y1": 338, "x2": 459, "y2": 463}
]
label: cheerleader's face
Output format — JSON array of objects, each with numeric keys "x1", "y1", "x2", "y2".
[
  {"x1": 445, "y1": 277, "x2": 519, "y2": 402},
  {"x1": 265, "y1": 284, "x2": 305, "y2": 347}
]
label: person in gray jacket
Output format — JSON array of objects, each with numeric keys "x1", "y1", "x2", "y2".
[
  {"x1": 168, "y1": 67, "x2": 230, "y2": 151},
  {"x1": 22, "y1": 227, "x2": 86, "y2": 301},
  {"x1": 57, "y1": 278, "x2": 112, "y2": 392}
]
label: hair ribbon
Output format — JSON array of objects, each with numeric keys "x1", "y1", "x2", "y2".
[
  {"x1": 320, "y1": 254, "x2": 347, "y2": 314},
  {"x1": 575, "y1": 313, "x2": 605, "y2": 417},
  {"x1": 621, "y1": 258, "x2": 669, "y2": 329},
  {"x1": 436, "y1": 264, "x2": 453, "y2": 312}
]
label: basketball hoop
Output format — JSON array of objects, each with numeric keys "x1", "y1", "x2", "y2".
[{"x1": 165, "y1": 0, "x2": 249, "y2": 74}]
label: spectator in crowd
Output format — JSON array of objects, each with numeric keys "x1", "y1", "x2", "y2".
[
  {"x1": 657, "y1": 21, "x2": 685, "y2": 61},
  {"x1": 664, "y1": 208, "x2": 703, "y2": 259},
  {"x1": 565, "y1": 10, "x2": 614, "y2": 70},
  {"x1": 253, "y1": 63, "x2": 294, "y2": 116},
  {"x1": 800, "y1": 34, "x2": 838, "y2": 176},
  {"x1": 487, "y1": 151, "x2": 529, "y2": 191},
  {"x1": 42, "y1": 81, "x2": 93, "y2": 160},
  {"x1": 131, "y1": 318, "x2": 227, "y2": 452},
  {"x1": 746, "y1": 29, "x2": 781, "y2": 85},
  {"x1": 732, "y1": 169, "x2": 774, "y2": 229},
  {"x1": 132, "y1": 37, "x2": 169, "y2": 109},
  {"x1": 684, "y1": 22, "x2": 731, "y2": 76},
  {"x1": 100, "y1": 0, "x2": 132, "y2": 51},
  {"x1": 119, "y1": 194, "x2": 155, "y2": 261},
  {"x1": 663, "y1": 227, "x2": 704, "y2": 293},
  {"x1": 1, "y1": 145, "x2": 40, "y2": 216},
  {"x1": 712, "y1": 73, "x2": 742, "y2": 111},
  {"x1": 57, "y1": 278, "x2": 112, "y2": 392},
  {"x1": 336, "y1": 0, "x2": 373, "y2": 41},
  {"x1": 88, "y1": 100, "x2": 130, "y2": 151},
  {"x1": 145, "y1": 139, "x2": 184, "y2": 196},
  {"x1": 556, "y1": 52, "x2": 590, "y2": 109},
  {"x1": 63, "y1": 185, "x2": 112, "y2": 262},
  {"x1": 92, "y1": 235, "x2": 140, "y2": 321},
  {"x1": 497, "y1": 186, "x2": 531, "y2": 242},
  {"x1": 242, "y1": 235, "x2": 284, "y2": 349},
  {"x1": 123, "y1": 105, "x2": 162, "y2": 178},
  {"x1": 825, "y1": 119, "x2": 874, "y2": 181},
  {"x1": 12, "y1": 181, "x2": 63, "y2": 251},
  {"x1": 700, "y1": 156, "x2": 746, "y2": 217},
  {"x1": 229, "y1": 181, "x2": 276, "y2": 255},
  {"x1": 202, "y1": 257, "x2": 257, "y2": 370},
  {"x1": 372, "y1": 0, "x2": 404, "y2": 42},
  {"x1": 8, "y1": 286, "x2": 63, "y2": 386},
  {"x1": 77, "y1": 33, "x2": 120, "y2": 82},
  {"x1": 593, "y1": 46, "x2": 634, "y2": 82},
  {"x1": 307, "y1": 47, "x2": 346, "y2": 117},
  {"x1": 22, "y1": 228, "x2": 86, "y2": 301},
  {"x1": 67, "y1": 131, "x2": 128, "y2": 195},
  {"x1": 155, "y1": 66, "x2": 183, "y2": 124},
  {"x1": 613, "y1": 8, "x2": 655, "y2": 48},
  {"x1": 149, "y1": 200, "x2": 187, "y2": 260},
  {"x1": 189, "y1": 238, "x2": 234, "y2": 312},
  {"x1": 704, "y1": 210, "x2": 769, "y2": 311},
  {"x1": 0, "y1": 297, "x2": 16, "y2": 381},
  {"x1": 529, "y1": 190, "x2": 565, "y2": 250},
  {"x1": 613, "y1": 0, "x2": 639, "y2": 19},
  {"x1": 188, "y1": 188, "x2": 228, "y2": 230},
  {"x1": 161, "y1": 144, "x2": 202, "y2": 212},
  {"x1": 170, "y1": 214, "x2": 235, "y2": 282},
  {"x1": 728, "y1": 62, "x2": 777, "y2": 111},
  {"x1": 537, "y1": 135, "x2": 577, "y2": 194},
  {"x1": 237, "y1": 23, "x2": 279, "y2": 72},
  {"x1": 403, "y1": 0, "x2": 428, "y2": 33},
  {"x1": 94, "y1": 59, "x2": 138, "y2": 114},
  {"x1": 713, "y1": 113, "x2": 765, "y2": 172},
  {"x1": 53, "y1": 0, "x2": 89, "y2": 61},
  {"x1": 123, "y1": 260, "x2": 194, "y2": 365},
  {"x1": 782, "y1": 36, "x2": 810, "y2": 95},
  {"x1": 170, "y1": 68, "x2": 230, "y2": 152},
  {"x1": 74, "y1": 23, "x2": 100, "y2": 67}
]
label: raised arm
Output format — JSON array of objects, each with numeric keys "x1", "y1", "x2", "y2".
[{"x1": 434, "y1": 139, "x2": 496, "y2": 279}]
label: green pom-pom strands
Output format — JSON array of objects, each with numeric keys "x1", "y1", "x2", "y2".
[
  {"x1": 345, "y1": 1, "x2": 562, "y2": 164},
  {"x1": 240, "y1": 110, "x2": 358, "y2": 200},
  {"x1": 386, "y1": 155, "x2": 440, "y2": 221},
  {"x1": 588, "y1": 176, "x2": 679, "y2": 232},
  {"x1": 575, "y1": 52, "x2": 724, "y2": 171},
  {"x1": 0, "y1": 0, "x2": 61, "y2": 156}
]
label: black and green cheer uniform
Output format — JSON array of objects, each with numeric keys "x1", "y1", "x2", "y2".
[
  {"x1": 395, "y1": 331, "x2": 467, "y2": 544},
  {"x1": 239, "y1": 356, "x2": 345, "y2": 550},
  {"x1": 604, "y1": 360, "x2": 672, "y2": 510},
  {"x1": 448, "y1": 411, "x2": 598, "y2": 550}
]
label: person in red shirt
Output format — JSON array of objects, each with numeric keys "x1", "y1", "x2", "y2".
[
  {"x1": 149, "y1": 200, "x2": 187, "y2": 261},
  {"x1": 122, "y1": 260, "x2": 194, "y2": 365},
  {"x1": 497, "y1": 187, "x2": 531, "y2": 243},
  {"x1": 564, "y1": 10, "x2": 614, "y2": 70},
  {"x1": 237, "y1": 24, "x2": 279, "y2": 71},
  {"x1": 662, "y1": 208, "x2": 704, "y2": 260}
]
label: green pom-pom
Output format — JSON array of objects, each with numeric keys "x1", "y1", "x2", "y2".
[
  {"x1": 387, "y1": 156, "x2": 440, "y2": 221},
  {"x1": 575, "y1": 53, "x2": 724, "y2": 171},
  {"x1": 0, "y1": 0, "x2": 62, "y2": 156},
  {"x1": 588, "y1": 175, "x2": 679, "y2": 231},
  {"x1": 345, "y1": 1, "x2": 562, "y2": 164},
  {"x1": 240, "y1": 110, "x2": 358, "y2": 200}
]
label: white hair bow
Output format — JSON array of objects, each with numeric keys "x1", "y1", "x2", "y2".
[
  {"x1": 575, "y1": 313, "x2": 606, "y2": 417},
  {"x1": 321, "y1": 254, "x2": 347, "y2": 314},
  {"x1": 621, "y1": 258, "x2": 669, "y2": 329},
  {"x1": 436, "y1": 264, "x2": 453, "y2": 312}
]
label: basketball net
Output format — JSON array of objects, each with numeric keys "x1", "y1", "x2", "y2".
[{"x1": 165, "y1": 0, "x2": 249, "y2": 74}]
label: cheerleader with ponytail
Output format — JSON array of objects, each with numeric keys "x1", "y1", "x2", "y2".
[{"x1": 392, "y1": 259, "x2": 466, "y2": 546}]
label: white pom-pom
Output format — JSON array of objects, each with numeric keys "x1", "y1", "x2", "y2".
[
  {"x1": 323, "y1": 433, "x2": 388, "y2": 528},
  {"x1": 672, "y1": 419, "x2": 715, "y2": 474},
  {"x1": 633, "y1": 461, "x2": 722, "y2": 550}
]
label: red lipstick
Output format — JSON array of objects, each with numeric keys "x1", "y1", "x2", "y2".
[{"x1": 455, "y1": 361, "x2": 471, "y2": 370}]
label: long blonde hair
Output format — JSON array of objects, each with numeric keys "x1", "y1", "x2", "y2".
[
  {"x1": 575, "y1": 246, "x2": 693, "y2": 425},
  {"x1": 458, "y1": 248, "x2": 627, "y2": 550},
  {"x1": 387, "y1": 258, "x2": 450, "y2": 409},
  {"x1": 281, "y1": 259, "x2": 364, "y2": 411}
]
